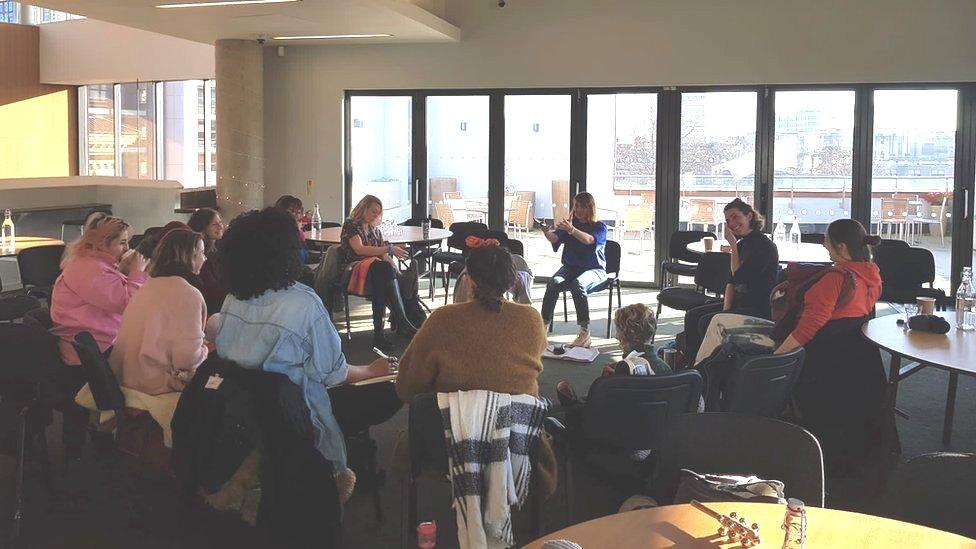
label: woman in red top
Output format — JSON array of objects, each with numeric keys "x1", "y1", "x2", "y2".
[{"x1": 694, "y1": 219, "x2": 882, "y2": 364}]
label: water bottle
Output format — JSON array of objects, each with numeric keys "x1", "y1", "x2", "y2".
[
  {"x1": 421, "y1": 217, "x2": 431, "y2": 240},
  {"x1": 956, "y1": 267, "x2": 976, "y2": 331},
  {"x1": 781, "y1": 498, "x2": 807, "y2": 549},
  {"x1": 311, "y1": 203, "x2": 322, "y2": 232},
  {"x1": 789, "y1": 217, "x2": 802, "y2": 245},
  {"x1": 1, "y1": 209, "x2": 15, "y2": 252},
  {"x1": 773, "y1": 222, "x2": 786, "y2": 242}
]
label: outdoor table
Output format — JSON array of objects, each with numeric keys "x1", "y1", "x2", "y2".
[
  {"x1": 863, "y1": 311, "x2": 976, "y2": 446},
  {"x1": 0, "y1": 236, "x2": 65, "y2": 258},
  {"x1": 304, "y1": 226, "x2": 452, "y2": 246},
  {"x1": 687, "y1": 238, "x2": 832, "y2": 264},
  {"x1": 524, "y1": 501, "x2": 974, "y2": 548}
]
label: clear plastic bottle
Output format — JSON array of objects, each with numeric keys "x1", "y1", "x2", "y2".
[
  {"x1": 956, "y1": 267, "x2": 976, "y2": 331},
  {"x1": 782, "y1": 498, "x2": 807, "y2": 549},
  {"x1": 789, "y1": 217, "x2": 802, "y2": 244},
  {"x1": 311, "y1": 203, "x2": 323, "y2": 232},
  {"x1": 1, "y1": 209, "x2": 15, "y2": 252},
  {"x1": 774, "y1": 222, "x2": 786, "y2": 242}
]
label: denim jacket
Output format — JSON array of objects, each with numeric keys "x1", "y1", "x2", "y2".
[{"x1": 214, "y1": 283, "x2": 350, "y2": 468}]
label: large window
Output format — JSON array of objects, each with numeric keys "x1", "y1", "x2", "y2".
[
  {"x1": 427, "y1": 96, "x2": 489, "y2": 226},
  {"x1": 772, "y1": 90, "x2": 855, "y2": 234},
  {"x1": 0, "y1": 1, "x2": 17, "y2": 23},
  {"x1": 586, "y1": 92, "x2": 658, "y2": 283},
  {"x1": 0, "y1": 2, "x2": 81, "y2": 24},
  {"x1": 872, "y1": 89, "x2": 958, "y2": 291},
  {"x1": 81, "y1": 80, "x2": 217, "y2": 187},
  {"x1": 680, "y1": 91, "x2": 758, "y2": 233},
  {"x1": 349, "y1": 96, "x2": 413, "y2": 224}
]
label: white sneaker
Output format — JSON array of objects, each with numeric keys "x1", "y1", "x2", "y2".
[{"x1": 569, "y1": 329, "x2": 591, "y2": 349}]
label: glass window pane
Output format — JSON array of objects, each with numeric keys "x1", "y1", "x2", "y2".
[
  {"x1": 872, "y1": 89, "x2": 957, "y2": 292},
  {"x1": 163, "y1": 80, "x2": 206, "y2": 188},
  {"x1": 504, "y1": 94, "x2": 571, "y2": 278},
  {"x1": 773, "y1": 90, "x2": 855, "y2": 235},
  {"x1": 586, "y1": 92, "x2": 657, "y2": 283},
  {"x1": 119, "y1": 82, "x2": 157, "y2": 179},
  {"x1": 0, "y1": 2, "x2": 18, "y2": 23},
  {"x1": 85, "y1": 84, "x2": 115, "y2": 176},
  {"x1": 426, "y1": 96, "x2": 488, "y2": 226},
  {"x1": 349, "y1": 96, "x2": 412, "y2": 224},
  {"x1": 207, "y1": 80, "x2": 216, "y2": 179},
  {"x1": 680, "y1": 91, "x2": 758, "y2": 233}
]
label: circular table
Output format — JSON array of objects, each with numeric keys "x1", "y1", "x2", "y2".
[
  {"x1": 0, "y1": 236, "x2": 65, "y2": 258},
  {"x1": 524, "y1": 502, "x2": 974, "y2": 548},
  {"x1": 687, "y1": 238, "x2": 832, "y2": 264},
  {"x1": 863, "y1": 311, "x2": 976, "y2": 446},
  {"x1": 304, "y1": 226, "x2": 453, "y2": 246}
]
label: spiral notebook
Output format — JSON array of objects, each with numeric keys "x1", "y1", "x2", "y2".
[{"x1": 542, "y1": 344, "x2": 600, "y2": 363}]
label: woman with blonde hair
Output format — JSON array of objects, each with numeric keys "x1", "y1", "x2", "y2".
[
  {"x1": 51, "y1": 216, "x2": 148, "y2": 367},
  {"x1": 339, "y1": 194, "x2": 416, "y2": 349},
  {"x1": 540, "y1": 192, "x2": 608, "y2": 348}
]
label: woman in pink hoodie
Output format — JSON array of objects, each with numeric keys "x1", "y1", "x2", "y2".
[{"x1": 50, "y1": 216, "x2": 149, "y2": 368}]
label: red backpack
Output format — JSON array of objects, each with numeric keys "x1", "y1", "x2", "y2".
[{"x1": 770, "y1": 263, "x2": 856, "y2": 342}]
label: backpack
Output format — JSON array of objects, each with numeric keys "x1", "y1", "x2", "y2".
[{"x1": 769, "y1": 263, "x2": 856, "y2": 342}]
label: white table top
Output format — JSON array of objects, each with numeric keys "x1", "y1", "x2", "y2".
[
  {"x1": 863, "y1": 311, "x2": 976, "y2": 376},
  {"x1": 304, "y1": 226, "x2": 453, "y2": 245},
  {"x1": 0, "y1": 236, "x2": 65, "y2": 258},
  {"x1": 688, "y1": 237, "x2": 832, "y2": 264}
]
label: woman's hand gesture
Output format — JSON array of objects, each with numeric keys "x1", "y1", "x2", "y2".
[
  {"x1": 556, "y1": 218, "x2": 574, "y2": 232},
  {"x1": 392, "y1": 245, "x2": 409, "y2": 261},
  {"x1": 724, "y1": 225, "x2": 737, "y2": 248}
]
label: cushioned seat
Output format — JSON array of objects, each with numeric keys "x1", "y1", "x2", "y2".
[
  {"x1": 661, "y1": 261, "x2": 698, "y2": 278},
  {"x1": 656, "y1": 252, "x2": 730, "y2": 317}
]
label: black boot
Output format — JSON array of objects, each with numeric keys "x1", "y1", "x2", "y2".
[{"x1": 385, "y1": 278, "x2": 418, "y2": 338}]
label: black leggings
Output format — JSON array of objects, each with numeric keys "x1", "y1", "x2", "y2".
[{"x1": 365, "y1": 261, "x2": 403, "y2": 332}]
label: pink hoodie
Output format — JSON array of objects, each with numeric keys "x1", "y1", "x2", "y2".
[{"x1": 50, "y1": 251, "x2": 149, "y2": 365}]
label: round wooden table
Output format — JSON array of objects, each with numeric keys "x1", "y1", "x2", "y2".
[
  {"x1": 863, "y1": 311, "x2": 976, "y2": 446},
  {"x1": 687, "y1": 238, "x2": 832, "y2": 264},
  {"x1": 524, "y1": 502, "x2": 974, "y2": 548},
  {"x1": 304, "y1": 226, "x2": 453, "y2": 246},
  {"x1": 0, "y1": 236, "x2": 65, "y2": 258}
]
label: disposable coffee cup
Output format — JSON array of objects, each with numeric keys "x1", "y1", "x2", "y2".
[
  {"x1": 917, "y1": 296, "x2": 936, "y2": 315},
  {"x1": 703, "y1": 237, "x2": 715, "y2": 251}
]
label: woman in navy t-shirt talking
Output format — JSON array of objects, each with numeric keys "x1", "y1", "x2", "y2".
[{"x1": 540, "y1": 192, "x2": 608, "y2": 348}]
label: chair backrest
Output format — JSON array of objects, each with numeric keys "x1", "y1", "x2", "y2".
[
  {"x1": 447, "y1": 221, "x2": 488, "y2": 250},
  {"x1": 400, "y1": 218, "x2": 444, "y2": 230},
  {"x1": 507, "y1": 200, "x2": 532, "y2": 227},
  {"x1": 22, "y1": 306, "x2": 53, "y2": 331},
  {"x1": 875, "y1": 246, "x2": 936, "y2": 288},
  {"x1": 72, "y1": 331, "x2": 125, "y2": 411},
  {"x1": 724, "y1": 348, "x2": 805, "y2": 417},
  {"x1": 655, "y1": 413, "x2": 824, "y2": 507},
  {"x1": 881, "y1": 197, "x2": 909, "y2": 222},
  {"x1": 443, "y1": 191, "x2": 463, "y2": 200},
  {"x1": 582, "y1": 371, "x2": 702, "y2": 451},
  {"x1": 505, "y1": 239, "x2": 525, "y2": 257},
  {"x1": 429, "y1": 177, "x2": 458, "y2": 204},
  {"x1": 689, "y1": 199, "x2": 716, "y2": 224},
  {"x1": 516, "y1": 191, "x2": 534, "y2": 202},
  {"x1": 17, "y1": 244, "x2": 66, "y2": 288},
  {"x1": 885, "y1": 452, "x2": 976, "y2": 539},
  {"x1": 406, "y1": 393, "x2": 450, "y2": 474},
  {"x1": 877, "y1": 238, "x2": 910, "y2": 249},
  {"x1": 552, "y1": 180, "x2": 571, "y2": 222},
  {"x1": 693, "y1": 252, "x2": 731, "y2": 294},
  {"x1": 668, "y1": 230, "x2": 715, "y2": 263},
  {"x1": 143, "y1": 226, "x2": 165, "y2": 238},
  {"x1": 604, "y1": 240, "x2": 621, "y2": 276},
  {"x1": 433, "y1": 202, "x2": 455, "y2": 227},
  {"x1": 800, "y1": 233, "x2": 825, "y2": 245}
]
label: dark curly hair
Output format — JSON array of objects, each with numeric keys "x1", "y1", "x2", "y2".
[
  {"x1": 219, "y1": 208, "x2": 303, "y2": 300},
  {"x1": 465, "y1": 246, "x2": 516, "y2": 312}
]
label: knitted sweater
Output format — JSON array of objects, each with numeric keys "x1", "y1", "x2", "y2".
[
  {"x1": 395, "y1": 300, "x2": 558, "y2": 497},
  {"x1": 109, "y1": 276, "x2": 209, "y2": 395}
]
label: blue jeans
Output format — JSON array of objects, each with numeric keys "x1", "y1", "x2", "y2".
[{"x1": 541, "y1": 266, "x2": 607, "y2": 327}]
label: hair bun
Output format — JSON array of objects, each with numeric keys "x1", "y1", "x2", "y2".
[{"x1": 864, "y1": 235, "x2": 882, "y2": 246}]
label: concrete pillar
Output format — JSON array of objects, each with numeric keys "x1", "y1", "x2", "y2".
[{"x1": 215, "y1": 39, "x2": 264, "y2": 221}]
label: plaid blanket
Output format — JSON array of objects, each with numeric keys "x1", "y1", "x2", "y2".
[{"x1": 438, "y1": 390, "x2": 548, "y2": 549}]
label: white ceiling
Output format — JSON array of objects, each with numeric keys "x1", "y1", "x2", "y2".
[{"x1": 31, "y1": 0, "x2": 459, "y2": 45}]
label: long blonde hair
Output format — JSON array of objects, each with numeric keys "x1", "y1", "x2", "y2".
[
  {"x1": 348, "y1": 194, "x2": 383, "y2": 226},
  {"x1": 573, "y1": 192, "x2": 597, "y2": 224},
  {"x1": 62, "y1": 217, "x2": 130, "y2": 265}
]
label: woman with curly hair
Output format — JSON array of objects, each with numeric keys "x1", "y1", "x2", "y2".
[
  {"x1": 210, "y1": 208, "x2": 394, "y2": 497},
  {"x1": 394, "y1": 245, "x2": 558, "y2": 497}
]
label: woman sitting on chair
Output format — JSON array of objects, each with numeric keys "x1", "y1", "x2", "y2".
[
  {"x1": 339, "y1": 194, "x2": 417, "y2": 350},
  {"x1": 682, "y1": 198, "x2": 779, "y2": 362},
  {"x1": 540, "y1": 192, "x2": 608, "y2": 349},
  {"x1": 187, "y1": 207, "x2": 226, "y2": 314}
]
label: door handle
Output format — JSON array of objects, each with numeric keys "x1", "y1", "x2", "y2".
[{"x1": 414, "y1": 179, "x2": 420, "y2": 205}]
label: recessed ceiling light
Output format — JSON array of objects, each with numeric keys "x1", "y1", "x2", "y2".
[
  {"x1": 157, "y1": 0, "x2": 299, "y2": 8},
  {"x1": 272, "y1": 34, "x2": 393, "y2": 40}
]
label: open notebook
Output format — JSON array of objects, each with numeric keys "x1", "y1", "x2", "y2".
[{"x1": 542, "y1": 344, "x2": 600, "y2": 363}]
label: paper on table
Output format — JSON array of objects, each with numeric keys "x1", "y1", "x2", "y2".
[{"x1": 542, "y1": 344, "x2": 599, "y2": 363}]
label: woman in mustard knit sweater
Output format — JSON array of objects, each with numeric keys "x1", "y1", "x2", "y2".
[{"x1": 395, "y1": 244, "x2": 557, "y2": 497}]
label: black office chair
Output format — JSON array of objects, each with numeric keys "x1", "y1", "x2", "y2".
[
  {"x1": 885, "y1": 452, "x2": 976, "y2": 539},
  {"x1": 653, "y1": 413, "x2": 824, "y2": 507},
  {"x1": 17, "y1": 244, "x2": 65, "y2": 300},
  {"x1": 401, "y1": 393, "x2": 546, "y2": 547},
  {"x1": 431, "y1": 221, "x2": 486, "y2": 300},
  {"x1": 876, "y1": 238, "x2": 910, "y2": 249},
  {"x1": 800, "y1": 233, "x2": 825, "y2": 245},
  {"x1": 875, "y1": 246, "x2": 947, "y2": 309},
  {"x1": 72, "y1": 332, "x2": 124, "y2": 412},
  {"x1": 660, "y1": 230, "x2": 715, "y2": 287},
  {"x1": 505, "y1": 238, "x2": 525, "y2": 257},
  {"x1": 548, "y1": 240, "x2": 622, "y2": 339},
  {"x1": 721, "y1": 348, "x2": 805, "y2": 417},
  {"x1": 656, "y1": 252, "x2": 730, "y2": 318}
]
